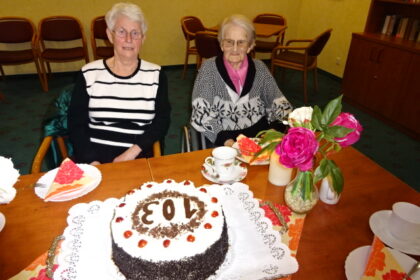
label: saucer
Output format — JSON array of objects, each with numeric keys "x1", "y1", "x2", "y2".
[
  {"x1": 201, "y1": 159, "x2": 248, "y2": 184},
  {"x1": 344, "y1": 245, "x2": 419, "y2": 280},
  {"x1": 0, "y1": 212, "x2": 5, "y2": 232},
  {"x1": 369, "y1": 210, "x2": 420, "y2": 255}
]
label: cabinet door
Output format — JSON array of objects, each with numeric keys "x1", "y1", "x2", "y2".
[
  {"x1": 397, "y1": 54, "x2": 420, "y2": 135},
  {"x1": 342, "y1": 36, "x2": 377, "y2": 106},
  {"x1": 365, "y1": 43, "x2": 412, "y2": 119}
]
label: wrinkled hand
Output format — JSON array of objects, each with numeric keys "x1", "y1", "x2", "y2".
[
  {"x1": 90, "y1": 161, "x2": 101, "y2": 166},
  {"x1": 224, "y1": 139, "x2": 235, "y2": 147},
  {"x1": 113, "y1": 145, "x2": 142, "y2": 163}
]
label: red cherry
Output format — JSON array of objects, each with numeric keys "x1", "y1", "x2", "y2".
[
  {"x1": 204, "y1": 223, "x2": 212, "y2": 229},
  {"x1": 211, "y1": 197, "x2": 218, "y2": 203},
  {"x1": 163, "y1": 239, "x2": 171, "y2": 248},
  {"x1": 184, "y1": 181, "x2": 191, "y2": 185},
  {"x1": 199, "y1": 188, "x2": 207, "y2": 193},
  {"x1": 127, "y1": 190, "x2": 135, "y2": 195},
  {"x1": 124, "y1": 231, "x2": 132, "y2": 238},
  {"x1": 211, "y1": 211, "x2": 219, "y2": 217},
  {"x1": 201, "y1": 166, "x2": 206, "y2": 171},
  {"x1": 119, "y1": 203, "x2": 126, "y2": 207},
  {"x1": 146, "y1": 184, "x2": 153, "y2": 188},
  {"x1": 138, "y1": 239, "x2": 147, "y2": 248},
  {"x1": 167, "y1": 180, "x2": 172, "y2": 183},
  {"x1": 187, "y1": 235, "x2": 195, "y2": 242},
  {"x1": 115, "y1": 217, "x2": 124, "y2": 223}
]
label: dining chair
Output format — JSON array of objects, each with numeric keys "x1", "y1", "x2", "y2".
[
  {"x1": 91, "y1": 15, "x2": 113, "y2": 60},
  {"x1": 37, "y1": 16, "x2": 89, "y2": 92},
  {"x1": 0, "y1": 17, "x2": 47, "y2": 91},
  {"x1": 181, "y1": 125, "x2": 210, "y2": 153},
  {"x1": 253, "y1": 13, "x2": 287, "y2": 54},
  {"x1": 195, "y1": 31, "x2": 222, "y2": 69},
  {"x1": 180, "y1": 16, "x2": 207, "y2": 79},
  {"x1": 271, "y1": 29, "x2": 332, "y2": 104}
]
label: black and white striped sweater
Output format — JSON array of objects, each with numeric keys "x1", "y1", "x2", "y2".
[{"x1": 68, "y1": 59, "x2": 170, "y2": 163}]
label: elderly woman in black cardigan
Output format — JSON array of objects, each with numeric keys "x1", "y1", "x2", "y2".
[{"x1": 190, "y1": 14, "x2": 292, "y2": 147}]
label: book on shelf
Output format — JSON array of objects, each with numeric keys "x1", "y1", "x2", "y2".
[
  {"x1": 407, "y1": 19, "x2": 419, "y2": 41},
  {"x1": 381, "y1": 15, "x2": 391, "y2": 34},
  {"x1": 396, "y1": 17, "x2": 409, "y2": 38}
]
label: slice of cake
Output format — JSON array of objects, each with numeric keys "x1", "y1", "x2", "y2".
[
  {"x1": 236, "y1": 134, "x2": 269, "y2": 164},
  {"x1": 44, "y1": 158, "x2": 93, "y2": 201},
  {"x1": 111, "y1": 179, "x2": 229, "y2": 280}
]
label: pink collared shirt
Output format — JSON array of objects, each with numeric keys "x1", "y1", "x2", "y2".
[{"x1": 223, "y1": 57, "x2": 248, "y2": 95}]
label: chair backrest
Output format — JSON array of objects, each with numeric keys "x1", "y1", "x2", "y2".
[
  {"x1": 195, "y1": 31, "x2": 222, "y2": 59},
  {"x1": 181, "y1": 16, "x2": 206, "y2": 40},
  {"x1": 253, "y1": 13, "x2": 286, "y2": 26},
  {"x1": 308, "y1": 29, "x2": 332, "y2": 57},
  {"x1": 39, "y1": 16, "x2": 85, "y2": 42},
  {"x1": 0, "y1": 17, "x2": 35, "y2": 44},
  {"x1": 91, "y1": 15, "x2": 113, "y2": 60}
]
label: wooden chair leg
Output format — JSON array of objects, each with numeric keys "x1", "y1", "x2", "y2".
[
  {"x1": 182, "y1": 51, "x2": 189, "y2": 80},
  {"x1": 34, "y1": 59, "x2": 48, "y2": 92},
  {"x1": 303, "y1": 69, "x2": 308, "y2": 104},
  {"x1": 39, "y1": 58, "x2": 49, "y2": 92},
  {"x1": 0, "y1": 65, "x2": 5, "y2": 78},
  {"x1": 313, "y1": 68, "x2": 319, "y2": 92}
]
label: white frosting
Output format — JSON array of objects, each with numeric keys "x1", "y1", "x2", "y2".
[
  {"x1": 111, "y1": 179, "x2": 225, "y2": 262},
  {"x1": 0, "y1": 156, "x2": 19, "y2": 204}
]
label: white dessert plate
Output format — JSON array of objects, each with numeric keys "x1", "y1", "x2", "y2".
[
  {"x1": 0, "y1": 212, "x2": 5, "y2": 232},
  {"x1": 369, "y1": 210, "x2": 420, "y2": 256},
  {"x1": 35, "y1": 164, "x2": 102, "y2": 202},
  {"x1": 232, "y1": 138, "x2": 269, "y2": 165},
  {"x1": 344, "y1": 245, "x2": 419, "y2": 280},
  {"x1": 201, "y1": 159, "x2": 248, "y2": 184}
]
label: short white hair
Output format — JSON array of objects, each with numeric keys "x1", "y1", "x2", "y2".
[
  {"x1": 218, "y1": 14, "x2": 256, "y2": 44},
  {"x1": 105, "y1": 2, "x2": 148, "y2": 35}
]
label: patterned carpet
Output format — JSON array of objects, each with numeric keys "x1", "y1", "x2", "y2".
[{"x1": 0, "y1": 65, "x2": 418, "y2": 191}]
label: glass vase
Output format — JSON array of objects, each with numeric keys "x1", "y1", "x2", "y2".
[
  {"x1": 268, "y1": 152, "x2": 293, "y2": 186},
  {"x1": 284, "y1": 170, "x2": 319, "y2": 214}
]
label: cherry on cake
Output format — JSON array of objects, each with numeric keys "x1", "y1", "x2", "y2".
[
  {"x1": 44, "y1": 158, "x2": 93, "y2": 201},
  {"x1": 111, "y1": 179, "x2": 229, "y2": 280}
]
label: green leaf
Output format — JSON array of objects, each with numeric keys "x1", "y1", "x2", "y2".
[
  {"x1": 321, "y1": 95, "x2": 342, "y2": 125},
  {"x1": 311, "y1": 106, "x2": 322, "y2": 130},
  {"x1": 252, "y1": 142, "x2": 278, "y2": 162},
  {"x1": 330, "y1": 165, "x2": 344, "y2": 194},
  {"x1": 314, "y1": 158, "x2": 330, "y2": 183},
  {"x1": 256, "y1": 129, "x2": 283, "y2": 145},
  {"x1": 324, "y1": 125, "x2": 354, "y2": 138}
]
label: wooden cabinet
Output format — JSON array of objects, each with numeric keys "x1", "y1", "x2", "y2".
[{"x1": 342, "y1": 0, "x2": 420, "y2": 140}]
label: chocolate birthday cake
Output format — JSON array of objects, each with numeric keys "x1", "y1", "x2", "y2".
[{"x1": 111, "y1": 179, "x2": 229, "y2": 280}]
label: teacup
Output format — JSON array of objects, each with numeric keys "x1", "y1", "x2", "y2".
[
  {"x1": 388, "y1": 202, "x2": 420, "y2": 241},
  {"x1": 204, "y1": 147, "x2": 237, "y2": 181}
]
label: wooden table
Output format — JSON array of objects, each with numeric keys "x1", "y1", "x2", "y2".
[
  {"x1": 0, "y1": 159, "x2": 152, "y2": 279},
  {"x1": 209, "y1": 23, "x2": 286, "y2": 38},
  {"x1": 1, "y1": 147, "x2": 419, "y2": 279}
]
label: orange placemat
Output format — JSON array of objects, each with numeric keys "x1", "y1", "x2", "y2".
[{"x1": 10, "y1": 201, "x2": 306, "y2": 280}]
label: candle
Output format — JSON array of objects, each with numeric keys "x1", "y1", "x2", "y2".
[{"x1": 268, "y1": 152, "x2": 293, "y2": 186}]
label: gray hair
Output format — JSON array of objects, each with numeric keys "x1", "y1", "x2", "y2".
[
  {"x1": 218, "y1": 14, "x2": 256, "y2": 44},
  {"x1": 105, "y1": 2, "x2": 148, "y2": 35}
]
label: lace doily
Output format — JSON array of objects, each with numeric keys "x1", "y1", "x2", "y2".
[{"x1": 55, "y1": 183, "x2": 298, "y2": 280}]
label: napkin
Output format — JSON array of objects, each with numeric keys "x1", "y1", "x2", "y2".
[
  {"x1": 0, "y1": 156, "x2": 19, "y2": 204},
  {"x1": 361, "y1": 235, "x2": 412, "y2": 280}
]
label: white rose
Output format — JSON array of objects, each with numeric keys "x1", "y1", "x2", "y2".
[{"x1": 285, "y1": 107, "x2": 313, "y2": 127}]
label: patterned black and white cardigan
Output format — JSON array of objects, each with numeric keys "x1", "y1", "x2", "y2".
[{"x1": 190, "y1": 55, "x2": 292, "y2": 143}]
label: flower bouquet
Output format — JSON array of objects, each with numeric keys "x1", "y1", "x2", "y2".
[{"x1": 255, "y1": 95, "x2": 362, "y2": 212}]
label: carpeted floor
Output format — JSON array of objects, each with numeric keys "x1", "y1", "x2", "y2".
[{"x1": 0, "y1": 65, "x2": 418, "y2": 191}]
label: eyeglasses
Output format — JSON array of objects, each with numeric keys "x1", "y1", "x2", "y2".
[
  {"x1": 222, "y1": 39, "x2": 248, "y2": 49},
  {"x1": 113, "y1": 28, "x2": 142, "y2": 40}
]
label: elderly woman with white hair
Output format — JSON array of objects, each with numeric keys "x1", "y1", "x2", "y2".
[
  {"x1": 190, "y1": 14, "x2": 292, "y2": 147},
  {"x1": 69, "y1": 2, "x2": 170, "y2": 164}
]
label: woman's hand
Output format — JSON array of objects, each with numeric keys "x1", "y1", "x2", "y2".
[
  {"x1": 224, "y1": 139, "x2": 235, "y2": 147},
  {"x1": 90, "y1": 161, "x2": 101, "y2": 165},
  {"x1": 113, "y1": 144, "x2": 142, "y2": 163}
]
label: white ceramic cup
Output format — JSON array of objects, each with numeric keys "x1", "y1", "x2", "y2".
[
  {"x1": 388, "y1": 202, "x2": 420, "y2": 241},
  {"x1": 205, "y1": 146, "x2": 237, "y2": 181}
]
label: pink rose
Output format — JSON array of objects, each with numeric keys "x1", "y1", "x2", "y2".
[
  {"x1": 331, "y1": 113, "x2": 363, "y2": 147},
  {"x1": 276, "y1": 127, "x2": 319, "y2": 171}
]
